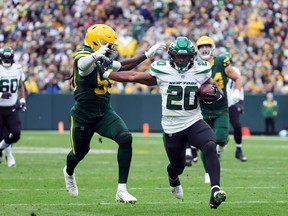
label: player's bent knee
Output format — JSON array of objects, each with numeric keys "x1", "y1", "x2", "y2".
[
  {"x1": 5, "y1": 132, "x2": 21, "y2": 144},
  {"x1": 203, "y1": 141, "x2": 217, "y2": 154},
  {"x1": 115, "y1": 132, "x2": 132, "y2": 147}
]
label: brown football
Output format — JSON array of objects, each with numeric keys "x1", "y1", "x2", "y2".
[{"x1": 199, "y1": 84, "x2": 215, "y2": 98}]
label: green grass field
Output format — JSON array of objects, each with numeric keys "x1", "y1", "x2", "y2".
[{"x1": 0, "y1": 131, "x2": 287, "y2": 216}]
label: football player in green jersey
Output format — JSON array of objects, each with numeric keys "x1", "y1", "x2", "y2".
[
  {"x1": 63, "y1": 24, "x2": 165, "y2": 204},
  {"x1": 185, "y1": 36, "x2": 243, "y2": 183},
  {"x1": 100, "y1": 37, "x2": 227, "y2": 209}
]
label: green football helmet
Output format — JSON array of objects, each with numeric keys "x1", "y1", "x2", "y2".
[
  {"x1": 168, "y1": 37, "x2": 196, "y2": 73},
  {"x1": 0, "y1": 47, "x2": 14, "y2": 67}
]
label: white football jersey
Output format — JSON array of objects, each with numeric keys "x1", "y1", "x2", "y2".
[
  {"x1": 0, "y1": 63, "x2": 25, "y2": 107},
  {"x1": 150, "y1": 60, "x2": 211, "y2": 134},
  {"x1": 226, "y1": 66, "x2": 244, "y2": 107}
]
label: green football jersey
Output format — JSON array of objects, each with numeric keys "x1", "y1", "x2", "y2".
[
  {"x1": 70, "y1": 46, "x2": 113, "y2": 123},
  {"x1": 200, "y1": 53, "x2": 232, "y2": 115}
]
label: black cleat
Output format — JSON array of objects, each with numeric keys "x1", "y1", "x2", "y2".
[
  {"x1": 191, "y1": 148, "x2": 198, "y2": 163},
  {"x1": 210, "y1": 190, "x2": 226, "y2": 209},
  {"x1": 185, "y1": 155, "x2": 192, "y2": 167},
  {"x1": 235, "y1": 149, "x2": 247, "y2": 162}
]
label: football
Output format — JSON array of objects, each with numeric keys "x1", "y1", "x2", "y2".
[{"x1": 199, "y1": 83, "x2": 215, "y2": 98}]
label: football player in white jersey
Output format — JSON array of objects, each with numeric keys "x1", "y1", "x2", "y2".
[
  {"x1": 0, "y1": 47, "x2": 27, "y2": 167},
  {"x1": 226, "y1": 66, "x2": 247, "y2": 161},
  {"x1": 100, "y1": 37, "x2": 226, "y2": 209}
]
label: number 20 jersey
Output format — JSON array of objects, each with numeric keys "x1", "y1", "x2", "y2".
[{"x1": 150, "y1": 60, "x2": 211, "y2": 134}]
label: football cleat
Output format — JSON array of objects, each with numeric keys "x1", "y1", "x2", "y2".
[
  {"x1": 4, "y1": 145, "x2": 16, "y2": 167},
  {"x1": 235, "y1": 149, "x2": 247, "y2": 162},
  {"x1": 115, "y1": 191, "x2": 137, "y2": 204},
  {"x1": 204, "y1": 173, "x2": 211, "y2": 184},
  {"x1": 192, "y1": 148, "x2": 198, "y2": 163},
  {"x1": 63, "y1": 166, "x2": 78, "y2": 197},
  {"x1": 210, "y1": 190, "x2": 226, "y2": 209},
  {"x1": 170, "y1": 185, "x2": 184, "y2": 200},
  {"x1": 185, "y1": 155, "x2": 192, "y2": 167}
]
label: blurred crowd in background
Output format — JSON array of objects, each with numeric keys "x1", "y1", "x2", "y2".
[{"x1": 1, "y1": 0, "x2": 288, "y2": 95}]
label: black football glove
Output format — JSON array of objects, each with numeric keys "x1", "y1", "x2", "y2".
[
  {"x1": 96, "y1": 57, "x2": 113, "y2": 76},
  {"x1": 19, "y1": 98, "x2": 27, "y2": 112},
  {"x1": 1, "y1": 92, "x2": 12, "y2": 99},
  {"x1": 236, "y1": 100, "x2": 244, "y2": 114},
  {"x1": 202, "y1": 86, "x2": 223, "y2": 104},
  {"x1": 19, "y1": 102, "x2": 27, "y2": 112}
]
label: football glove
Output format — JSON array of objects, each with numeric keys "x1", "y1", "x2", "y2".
[
  {"x1": 202, "y1": 86, "x2": 223, "y2": 104},
  {"x1": 236, "y1": 101, "x2": 244, "y2": 114},
  {"x1": 0, "y1": 92, "x2": 12, "y2": 99},
  {"x1": 19, "y1": 98, "x2": 27, "y2": 112},
  {"x1": 145, "y1": 43, "x2": 166, "y2": 58},
  {"x1": 92, "y1": 44, "x2": 109, "y2": 60},
  {"x1": 231, "y1": 89, "x2": 241, "y2": 104},
  {"x1": 96, "y1": 57, "x2": 113, "y2": 75}
]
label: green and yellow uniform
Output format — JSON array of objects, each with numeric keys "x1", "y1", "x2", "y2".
[
  {"x1": 200, "y1": 53, "x2": 232, "y2": 146},
  {"x1": 67, "y1": 46, "x2": 132, "y2": 183}
]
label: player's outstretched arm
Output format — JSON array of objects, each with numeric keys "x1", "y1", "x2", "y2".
[
  {"x1": 119, "y1": 43, "x2": 166, "y2": 71},
  {"x1": 103, "y1": 71, "x2": 157, "y2": 86}
]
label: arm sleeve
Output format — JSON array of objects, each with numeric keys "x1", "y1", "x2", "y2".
[
  {"x1": 77, "y1": 55, "x2": 96, "y2": 76},
  {"x1": 112, "y1": 61, "x2": 122, "y2": 72}
]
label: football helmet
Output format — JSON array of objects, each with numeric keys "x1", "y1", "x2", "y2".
[
  {"x1": 195, "y1": 36, "x2": 215, "y2": 60},
  {"x1": 168, "y1": 37, "x2": 196, "y2": 73},
  {"x1": 85, "y1": 24, "x2": 118, "y2": 53},
  {"x1": 0, "y1": 47, "x2": 14, "y2": 67}
]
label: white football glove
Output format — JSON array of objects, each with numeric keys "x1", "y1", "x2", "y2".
[
  {"x1": 231, "y1": 89, "x2": 241, "y2": 103},
  {"x1": 91, "y1": 44, "x2": 109, "y2": 60},
  {"x1": 145, "y1": 43, "x2": 166, "y2": 58}
]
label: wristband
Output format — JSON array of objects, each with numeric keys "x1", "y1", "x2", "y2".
[
  {"x1": 20, "y1": 98, "x2": 26, "y2": 103},
  {"x1": 103, "y1": 71, "x2": 110, "y2": 78}
]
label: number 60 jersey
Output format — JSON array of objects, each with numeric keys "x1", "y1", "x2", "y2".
[{"x1": 150, "y1": 59, "x2": 211, "y2": 134}]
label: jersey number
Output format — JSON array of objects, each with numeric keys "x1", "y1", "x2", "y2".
[
  {"x1": 0, "y1": 78, "x2": 19, "y2": 93},
  {"x1": 166, "y1": 86, "x2": 198, "y2": 110},
  {"x1": 214, "y1": 72, "x2": 224, "y2": 89}
]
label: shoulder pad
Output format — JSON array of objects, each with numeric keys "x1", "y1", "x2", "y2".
[
  {"x1": 73, "y1": 47, "x2": 93, "y2": 61},
  {"x1": 150, "y1": 60, "x2": 170, "y2": 74},
  {"x1": 216, "y1": 52, "x2": 232, "y2": 67},
  {"x1": 193, "y1": 60, "x2": 212, "y2": 74}
]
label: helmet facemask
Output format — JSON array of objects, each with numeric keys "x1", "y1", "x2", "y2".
[
  {"x1": 0, "y1": 47, "x2": 14, "y2": 67},
  {"x1": 168, "y1": 37, "x2": 196, "y2": 73},
  {"x1": 196, "y1": 36, "x2": 215, "y2": 60}
]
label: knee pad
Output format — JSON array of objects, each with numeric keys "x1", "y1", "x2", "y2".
[
  {"x1": 5, "y1": 132, "x2": 20, "y2": 145},
  {"x1": 203, "y1": 141, "x2": 217, "y2": 155},
  {"x1": 115, "y1": 132, "x2": 132, "y2": 148}
]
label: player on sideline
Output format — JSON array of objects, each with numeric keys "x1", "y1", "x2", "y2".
[
  {"x1": 99, "y1": 36, "x2": 227, "y2": 209},
  {"x1": 227, "y1": 66, "x2": 247, "y2": 162},
  {"x1": 63, "y1": 24, "x2": 165, "y2": 204},
  {"x1": 0, "y1": 47, "x2": 27, "y2": 167}
]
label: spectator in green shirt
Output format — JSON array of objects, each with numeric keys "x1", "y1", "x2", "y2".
[{"x1": 261, "y1": 93, "x2": 279, "y2": 135}]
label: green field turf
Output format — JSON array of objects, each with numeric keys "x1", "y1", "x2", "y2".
[{"x1": 0, "y1": 131, "x2": 287, "y2": 216}]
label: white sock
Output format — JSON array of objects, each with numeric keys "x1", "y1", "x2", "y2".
[
  {"x1": 0, "y1": 140, "x2": 9, "y2": 149},
  {"x1": 117, "y1": 183, "x2": 127, "y2": 192},
  {"x1": 186, "y1": 147, "x2": 192, "y2": 156},
  {"x1": 236, "y1": 144, "x2": 242, "y2": 148},
  {"x1": 5, "y1": 145, "x2": 13, "y2": 157}
]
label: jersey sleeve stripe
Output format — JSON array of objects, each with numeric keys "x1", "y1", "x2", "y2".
[
  {"x1": 194, "y1": 68, "x2": 211, "y2": 75},
  {"x1": 73, "y1": 52, "x2": 91, "y2": 60},
  {"x1": 150, "y1": 66, "x2": 169, "y2": 74}
]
